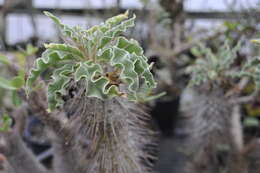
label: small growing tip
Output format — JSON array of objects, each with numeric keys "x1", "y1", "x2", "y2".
[
  {"x1": 124, "y1": 10, "x2": 129, "y2": 17},
  {"x1": 46, "y1": 108, "x2": 51, "y2": 113},
  {"x1": 43, "y1": 11, "x2": 51, "y2": 16},
  {"x1": 148, "y1": 62, "x2": 154, "y2": 70},
  {"x1": 43, "y1": 43, "x2": 50, "y2": 48}
]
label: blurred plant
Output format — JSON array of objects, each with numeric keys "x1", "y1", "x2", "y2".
[
  {"x1": 185, "y1": 38, "x2": 260, "y2": 131},
  {"x1": 0, "y1": 44, "x2": 38, "y2": 107},
  {"x1": 187, "y1": 40, "x2": 260, "y2": 93},
  {"x1": 0, "y1": 113, "x2": 12, "y2": 132},
  {"x1": 179, "y1": 39, "x2": 260, "y2": 173},
  {"x1": 187, "y1": 41, "x2": 241, "y2": 87},
  {"x1": 238, "y1": 39, "x2": 260, "y2": 89}
]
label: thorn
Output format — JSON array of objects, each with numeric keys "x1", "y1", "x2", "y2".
[{"x1": 149, "y1": 62, "x2": 154, "y2": 70}]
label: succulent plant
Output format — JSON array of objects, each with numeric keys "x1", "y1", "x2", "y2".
[{"x1": 26, "y1": 11, "x2": 158, "y2": 111}]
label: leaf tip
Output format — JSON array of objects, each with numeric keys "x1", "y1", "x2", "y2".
[
  {"x1": 46, "y1": 109, "x2": 51, "y2": 113},
  {"x1": 43, "y1": 11, "x2": 51, "y2": 17},
  {"x1": 44, "y1": 43, "x2": 50, "y2": 48},
  {"x1": 124, "y1": 10, "x2": 129, "y2": 17}
]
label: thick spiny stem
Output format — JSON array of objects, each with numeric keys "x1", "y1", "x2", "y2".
[
  {"x1": 61, "y1": 84, "x2": 156, "y2": 173},
  {"x1": 180, "y1": 86, "x2": 235, "y2": 173}
]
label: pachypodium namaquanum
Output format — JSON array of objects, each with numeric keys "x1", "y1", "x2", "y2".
[{"x1": 26, "y1": 11, "x2": 159, "y2": 111}]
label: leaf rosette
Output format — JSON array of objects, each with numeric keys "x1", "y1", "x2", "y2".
[{"x1": 26, "y1": 11, "x2": 157, "y2": 111}]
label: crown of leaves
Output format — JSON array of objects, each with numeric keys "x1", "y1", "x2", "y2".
[
  {"x1": 187, "y1": 40, "x2": 260, "y2": 91},
  {"x1": 26, "y1": 11, "x2": 158, "y2": 111}
]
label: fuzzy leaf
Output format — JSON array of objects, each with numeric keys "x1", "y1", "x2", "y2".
[
  {"x1": 0, "y1": 113, "x2": 12, "y2": 132},
  {"x1": 187, "y1": 41, "x2": 241, "y2": 86},
  {"x1": 102, "y1": 14, "x2": 136, "y2": 39},
  {"x1": 44, "y1": 11, "x2": 76, "y2": 40},
  {"x1": 117, "y1": 37, "x2": 143, "y2": 56},
  {"x1": 90, "y1": 13, "x2": 136, "y2": 49},
  {"x1": 219, "y1": 41, "x2": 240, "y2": 70},
  {"x1": 105, "y1": 10, "x2": 129, "y2": 27},
  {"x1": 44, "y1": 43, "x2": 84, "y2": 59},
  {"x1": 26, "y1": 45, "x2": 83, "y2": 92},
  {"x1": 28, "y1": 11, "x2": 159, "y2": 111},
  {"x1": 87, "y1": 10, "x2": 129, "y2": 34},
  {"x1": 238, "y1": 56, "x2": 260, "y2": 90},
  {"x1": 48, "y1": 64, "x2": 76, "y2": 110},
  {"x1": 98, "y1": 37, "x2": 156, "y2": 100},
  {"x1": 96, "y1": 13, "x2": 136, "y2": 49},
  {"x1": 75, "y1": 61, "x2": 120, "y2": 99},
  {"x1": 112, "y1": 47, "x2": 139, "y2": 91}
]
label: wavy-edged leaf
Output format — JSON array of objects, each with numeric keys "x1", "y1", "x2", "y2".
[
  {"x1": 44, "y1": 43, "x2": 84, "y2": 59},
  {"x1": 133, "y1": 55, "x2": 156, "y2": 88},
  {"x1": 26, "y1": 47, "x2": 82, "y2": 93},
  {"x1": 117, "y1": 38, "x2": 155, "y2": 91},
  {"x1": 219, "y1": 40, "x2": 241, "y2": 70},
  {"x1": 87, "y1": 10, "x2": 129, "y2": 34},
  {"x1": 97, "y1": 37, "x2": 156, "y2": 100},
  {"x1": 105, "y1": 14, "x2": 136, "y2": 38},
  {"x1": 116, "y1": 37, "x2": 156, "y2": 90},
  {"x1": 28, "y1": 11, "x2": 159, "y2": 111},
  {"x1": 239, "y1": 56, "x2": 260, "y2": 90},
  {"x1": 44, "y1": 11, "x2": 75, "y2": 39},
  {"x1": 187, "y1": 41, "x2": 241, "y2": 86},
  {"x1": 48, "y1": 64, "x2": 75, "y2": 110},
  {"x1": 75, "y1": 61, "x2": 103, "y2": 81},
  {"x1": 111, "y1": 47, "x2": 139, "y2": 92},
  {"x1": 75, "y1": 61, "x2": 120, "y2": 99},
  {"x1": 117, "y1": 37, "x2": 143, "y2": 56},
  {"x1": 97, "y1": 14, "x2": 136, "y2": 49},
  {"x1": 97, "y1": 48, "x2": 113, "y2": 62},
  {"x1": 105, "y1": 10, "x2": 129, "y2": 27},
  {"x1": 87, "y1": 77, "x2": 119, "y2": 99}
]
